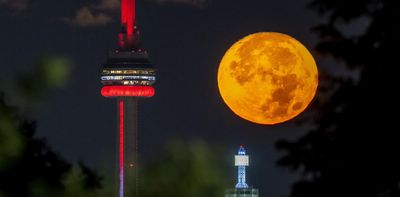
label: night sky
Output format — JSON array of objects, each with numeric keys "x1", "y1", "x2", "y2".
[{"x1": 0, "y1": 0, "x2": 335, "y2": 196}]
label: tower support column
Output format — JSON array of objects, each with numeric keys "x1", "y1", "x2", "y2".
[{"x1": 117, "y1": 97, "x2": 139, "y2": 197}]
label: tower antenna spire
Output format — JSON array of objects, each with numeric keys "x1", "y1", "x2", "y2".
[{"x1": 119, "y1": 0, "x2": 137, "y2": 49}]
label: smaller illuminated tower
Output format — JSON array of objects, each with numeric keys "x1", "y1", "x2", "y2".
[
  {"x1": 235, "y1": 145, "x2": 249, "y2": 188},
  {"x1": 225, "y1": 146, "x2": 259, "y2": 197}
]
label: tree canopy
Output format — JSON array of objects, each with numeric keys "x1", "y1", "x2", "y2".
[{"x1": 277, "y1": 0, "x2": 400, "y2": 196}]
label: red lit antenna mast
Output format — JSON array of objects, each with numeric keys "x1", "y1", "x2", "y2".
[{"x1": 119, "y1": 0, "x2": 137, "y2": 49}]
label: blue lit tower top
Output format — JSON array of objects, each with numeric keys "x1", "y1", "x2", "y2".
[{"x1": 235, "y1": 145, "x2": 249, "y2": 189}]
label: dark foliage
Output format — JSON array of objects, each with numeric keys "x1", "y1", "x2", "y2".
[
  {"x1": 0, "y1": 94, "x2": 102, "y2": 197},
  {"x1": 277, "y1": 0, "x2": 400, "y2": 196},
  {"x1": 0, "y1": 57, "x2": 101, "y2": 196},
  {"x1": 0, "y1": 120, "x2": 71, "y2": 196}
]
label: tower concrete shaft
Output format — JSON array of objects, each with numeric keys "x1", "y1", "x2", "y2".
[{"x1": 117, "y1": 98, "x2": 139, "y2": 197}]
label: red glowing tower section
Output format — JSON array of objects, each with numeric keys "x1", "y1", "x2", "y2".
[
  {"x1": 119, "y1": 0, "x2": 138, "y2": 50},
  {"x1": 101, "y1": 0, "x2": 156, "y2": 98},
  {"x1": 100, "y1": 0, "x2": 156, "y2": 196},
  {"x1": 121, "y1": 0, "x2": 135, "y2": 36},
  {"x1": 101, "y1": 86, "x2": 155, "y2": 97}
]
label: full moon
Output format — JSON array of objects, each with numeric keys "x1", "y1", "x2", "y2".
[{"x1": 218, "y1": 32, "x2": 318, "y2": 125}]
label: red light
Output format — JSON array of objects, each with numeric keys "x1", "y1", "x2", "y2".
[
  {"x1": 119, "y1": 100, "x2": 124, "y2": 197},
  {"x1": 119, "y1": 0, "x2": 136, "y2": 48},
  {"x1": 121, "y1": 0, "x2": 135, "y2": 36},
  {"x1": 101, "y1": 86, "x2": 155, "y2": 97}
]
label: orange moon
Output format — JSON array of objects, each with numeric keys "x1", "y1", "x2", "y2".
[{"x1": 217, "y1": 32, "x2": 318, "y2": 125}]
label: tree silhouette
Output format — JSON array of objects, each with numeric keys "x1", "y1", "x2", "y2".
[
  {"x1": 277, "y1": 0, "x2": 400, "y2": 196},
  {"x1": 0, "y1": 58, "x2": 102, "y2": 197}
]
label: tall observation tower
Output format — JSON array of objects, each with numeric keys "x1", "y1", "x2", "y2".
[
  {"x1": 100, "y1": 0, "x2": 155, "y2": 197},
  {"x1": 225, "y1": 146, "x2": 259, "y2": 197}
]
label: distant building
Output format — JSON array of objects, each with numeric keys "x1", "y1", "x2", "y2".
[
  {"x1": 225, "y1": 188, "x2": 259, "y2": 197},
  {"x1": 225, "y1": 146, "x2": 259, "y2": 197}
]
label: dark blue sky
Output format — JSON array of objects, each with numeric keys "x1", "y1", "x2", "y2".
[{"x1": 1, "y1": 0, "x2": 327, "y2": 196}]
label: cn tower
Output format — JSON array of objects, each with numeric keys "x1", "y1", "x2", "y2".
[{"x1": 100, "y1": 0, "x2": 156, "y2": 197}]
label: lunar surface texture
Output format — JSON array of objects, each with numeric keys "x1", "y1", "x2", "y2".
[{"x1": 218, "y1": 32, "x2": 318, "y2": 125}]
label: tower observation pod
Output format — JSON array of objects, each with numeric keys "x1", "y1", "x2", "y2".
[
  {"x1": 226, "y1": 146, "x2": 259, "y2": 197},
  {"x1": 100, "y1": 0, "x2": 155, "y2": 197}
]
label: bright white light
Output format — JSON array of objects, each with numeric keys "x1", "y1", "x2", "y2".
[
  {"x1": 101, "y1": 75, "x2": 156, "y2": 81},
  {"x1": 235, "y1": 155, "x2": 249, "y2": 166}
]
